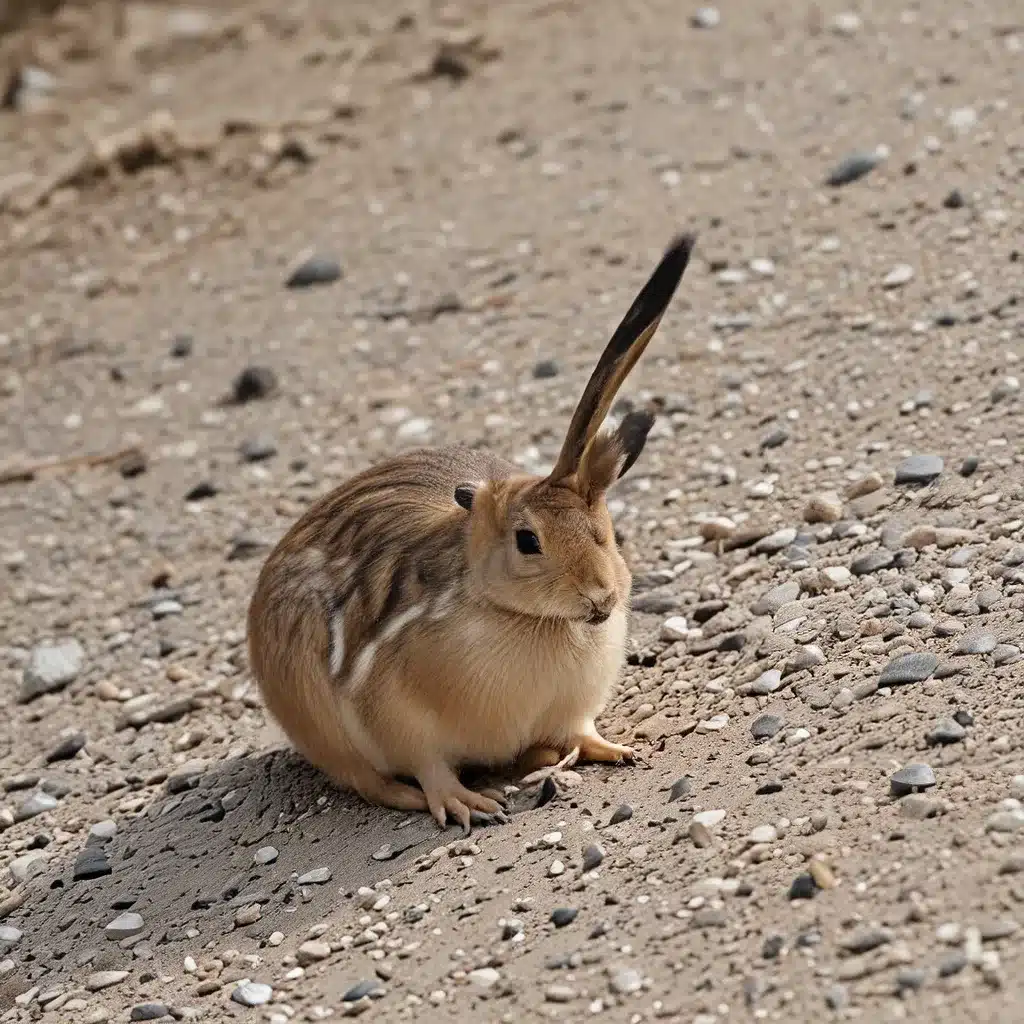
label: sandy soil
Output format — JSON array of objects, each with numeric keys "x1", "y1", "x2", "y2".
[{"x1": 0, "y1": 1, "x2": 1022, "y2": 1022}]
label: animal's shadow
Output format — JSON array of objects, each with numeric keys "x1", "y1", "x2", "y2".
[{"x1": 0, "y1": 748, "x2": 555, "y2": 1005}]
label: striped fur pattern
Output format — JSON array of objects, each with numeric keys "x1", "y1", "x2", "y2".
[{"x1": 247, "y1": 233, "x2": 696, "y2": 830}]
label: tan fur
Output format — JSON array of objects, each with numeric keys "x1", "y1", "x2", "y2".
[{"x1": 247, "y1": 233, "x2": 696, "y2": 830}]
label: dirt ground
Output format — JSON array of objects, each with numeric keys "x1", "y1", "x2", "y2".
[{"x1": 0, "y1": 1, "x2": 1022, "y2": 1022}]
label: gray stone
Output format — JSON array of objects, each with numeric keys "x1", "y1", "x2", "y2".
[
  {"x1": 850, "y1": 550, "x2": 895, "y2": 575},
  {"x1": 131, "y1": 1005, "x2": 170, "y2": 1021},
  {"x1": 993, "y1": 644, "x2": 1021, "y2": 666},
  {"x1": 749, "y1": 669, "x2": 783, "y2": 695},
  {"x1": 232, "y1": 981, "x2": 273, "y2": 1006},
  {"x1": 150, "y1": 599, "x2": 182, "y2": 619},
  {"x1": 890, "y1": 763, "x2": 936, "y2": 796},
  {"x1": 609, "y1": 804, "x2": 633, "y2": 825},
  {"x1": 927, "y1": 719, "x2": 967, "y2": 745},
  {"x1": 286, "y1": 255, "x2": 341, "y2": 289},
  {"x1": 826, "y1": 151, "x2": 881, "y2": 187},
  {"x1": 15, "y1": 791, "x2": 58, "y2": 822},
  {"x1": 254, "y1": 847, "x2": 279, "y2": 865},
  {"x1": 668, "y1": 777, "x2": 693, "y2": 802},
  {"x1": 582, "y1": 843, "x2": 605, "y2": 871},
  {"x1": 608, "y1": 967, "x2": 643, "y2": 995},
  {"x1": 297, "y1": 867, "x2": 332, "y2": 885},
  {"x1": 343, "y1": 980, "x2": 385, "y2": 1002},
  {"x1": 750, "y1": 580, "x2": 800, "y2": 616},
  {"x1": 751, "y1": 714, "x2": 784, "y2": 740},
  {"x1": 955, "y1": 632, "x2": 997, "y2": 655},
  {"x1": 105, "y1": 912, "x2": 145, "y2": 940},
  {"x1": 240, "y1": 435, "x2": 278, "y2": 462},
  {"x1": 0, "y1": 927, "x2": 22, "y2": 944},
  {"x1": 19, "y1": 639, "x2": 85, "y2": 702},
  {"x1": 86, "y1": 970, "x2": 130, "y2": 991},
  {"x1": 879, "y1": 652, "x2": 938, "y2": 685},
  {"x1": 894, "y1": 454, "x2": 944, "y2": 485}
]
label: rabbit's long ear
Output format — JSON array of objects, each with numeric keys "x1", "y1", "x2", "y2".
[{"x1": 547, "y1": 233, "x2": 696, "y2": 485}]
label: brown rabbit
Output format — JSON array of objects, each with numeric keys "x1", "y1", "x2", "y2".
[{"x1": 248, "y1": 233, "x2": 696, "y2": 831}]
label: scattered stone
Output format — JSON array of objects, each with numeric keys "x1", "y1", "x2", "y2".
[
  {"x1": 19, "y1": 639, "x2": 85, "y2": 702},
  {"x1": 751, "y1": 714, "x2": 784, "y2": 740},
  {"x1": 582, "y1": 844, "x2": 605, "y2": 871},
  {"x1": 286, "y1": 255, "x2": 342, "y2": 289},
  {"x1": 693, "y1": 809, "x2": 726, "y2": 828},
  {"x1": 668, "y1": 777, "x2": 693, "y2": 802},
  {"x1": 850, "y1": 550, "x2": 895, "y2": 575},
  {"x1": 45, "y1": 732, "x2": 86, "y2": 763},
  {"x1": 804, "y1": 492, "x2": 842, "y2": 523},
  {"x1": 808, "y1": 861, "x2": 837, "y2": 889},
  {"x1": 343, "y1": 980, "x2": 385, "y2": 1002},
  {"x1": 755, "y1": 527, "x2": 797, "y2": 554},
  {"x1": 130, "y1": 1004, "x2": 169, "y2": 1021},
  {"x1": 231, "y1": 981, "x2": 273, "y2": 1006},
  {"x1": 105, "y1": 912, "x2": 145, "y2": 940},
  {"x1": 986, "y1": 809, "x2": 1024, "y2": 833},
  {"x1": 86, "y1": 971, "x2": 130, "y2": 992},
  {"x1": 659, "y1": 616, "x2": 689, "y2": 642},
  {"x1": 759, "y1": 426, "x2": 789, "y2": 449},
  {"x1": 690, "y1": 6, "x2": 721, "y2": 29},
  {"x1": 254, "y1": 846, "x2": 279, "y2": 865},
  {"x1": 609, "y1": 804, "x2": 633, "y2": 825},
  {"x1": 532, "y1": 359, "x2": 559, "y2": 379},
  {"x1": 894, "y1": 454, "x2": 943, "y2": 485},
  {"x1": 545, "y1": 984, "x2": 576, "y2": 1003},
  {"x1": 468, "y1": 968, "x2": 501, "y2": 988},
  {"x1": 879, "y1": 652, "x2": 938, "y2": 685},
  {"x1": 959, "y1": 456, "x2": 979, "y2": 477},
  {"x1": 297, "y1": 867, "x2": 332, "y2": 885},
  {"x1": 608, "y1": 966, "x2": 643, "y2": 995},
  {"x1": 749, "y1": 824, "x2": 778, "y2": 845},
  {"x1": 0, "y1": 926, "x2": 21, "y2": 944},
  {"x1": 751, "y1": 580, "x2": 800, "y2": 616},
  {"x1": 788, "y1": 873, "x2": 818, "y2": 900},
  {"x1": 235, "y1": 904, "x2": 262, "y2": 927},
  {"x1": 239, "y1": 435, "x2": 278, "y2": 462},
  {"x1": 749, "y1": 669, "x2": 783, "y2": 695},
  {"x1": 74, "y1": 847, "x2": 112, "y2": 881},
  {"x1": 824, "y1": 983, "x2": 849, "y2": 1010},
  {"x1": 297, "y1": 940, "x2": 331, "y2": 965},
  {"x1": 846, "y1": 474, "x2": 883, "y2": 503},
  {"x1": 15, "y1": 791, "x2": 58, "y2": 822},
  {"x1": 890, "y1": 764, "x2": 936, "y2": 796},
  {"x1": 882, "y1": 263, "x2": 915, "y2": 289},
  {"x1": 955, "y1": 632, "x2": 997, "y2": 655},
  {"x1": 697, "y1": 713, "x2": 728, "y2": 733},
  {"x1": 231, "y1": 365, "x2": 277, "y2": 404},
  {"x1": 551, "y1": 907, "x2": 578, "y2": 928},
  {"x1": 840, "y1": 927, "x2": 892, "y2": 954},
  {"x1": 688, "y1": 822, "x2": 713, "y2": 848},
  {"x1": 927, "y1": 719, "x2": 967, "y2": 745},
  {"x1": 826, "y1": 151, "x2": 882, "y2": 187}
]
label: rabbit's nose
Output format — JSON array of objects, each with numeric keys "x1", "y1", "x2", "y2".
[{"x1": 586, "y1": 590, "x2": 617, "y2": 624}]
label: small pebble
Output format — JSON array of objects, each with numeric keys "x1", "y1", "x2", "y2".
[
  {"x1": 551, "y1": 907, "x2": 578, "y2": 928},
  {"x1": 890, "y1": 764, "x2": 936, "y2": 796},
  {"x1": 286, "y1": 255, "x2": 342, "y2": 289}
]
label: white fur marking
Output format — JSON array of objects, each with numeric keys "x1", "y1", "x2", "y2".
[
  {"x1": 329, "y1": 608, "x2": 346, "y2": 676},
  {"x1": 429, "y1": 587, "x2": 457, "y2": 621},
  {"x1": 338, "y1": 693, "x2": 390, "y2": 774},
  {"x1": 350, "y1": 602, "x2": 427, "y2": 688}
]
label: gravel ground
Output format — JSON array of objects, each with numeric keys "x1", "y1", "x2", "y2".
[{"x1": 0, "y1": 1, "x2": 1022, "y2": 1021}]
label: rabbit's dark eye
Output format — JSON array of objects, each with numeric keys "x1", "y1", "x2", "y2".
[{"x1": 515, "y1": 529, "x2": 542, "y2": 555}]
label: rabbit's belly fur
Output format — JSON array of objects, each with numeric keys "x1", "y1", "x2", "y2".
[{"x1": 350, "y1": 604, "x2": 628, "y2": 774}]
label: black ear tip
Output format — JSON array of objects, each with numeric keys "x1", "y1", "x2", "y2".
[
  {"x1": 454, "y1": 484, "x2": 475, "y2": 511},
  {"x1": 663, "y1": 232, "x2": 698, "y2": 270}
]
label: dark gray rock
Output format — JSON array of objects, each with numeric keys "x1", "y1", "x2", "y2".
[
  {"x1": 850, "y1": 550, "x2": 895, "y2": 575},
  {"x1": 551, "y1": 907, "x2": 578, "y2": 927},
  {"x1": 751, "y1": 714, "x2": 784, "y2": 740},
  {"x1": 239, "y1": 435, "x2": 278, "y2": 462},
  {"x1": 668, "y1": 777, "x2": 693, "y2": 802},
  {"x1": 927, "y1": 719, "x2": 967, "y2": 745},
  {"x1": 130, "y1": 1004, "x2": 170, "y2": 1021},
  {"x1": 45, "y1": 732, "x2": 86, "y2": 763},
  {"x1": 231, "y1": 365, "x2": 277, "y2": 404},
  {"x1": 879, "y1": 652, "x2": 938, "y2": 685},
  {"x1": 286, "y1": 255, "x2": 342, "y2": 289},
  {"x1": 342, "y1": 980, "x2": 386, "y2": 1002},
  {"x1": 894, "y1": 454, "x2": 944, "y2": 485},
  {"x1": 609, "y1": 804, "x2": 633, "y2": 825},
  {"x1": 74, "y1": 846, "x2": 112, "y2": 881},
  {"x1": 582, "y1": 844, "x2": 604, "y2": 871},
  {"x1": 890, "y1": 763, "x2": 936, "y2": 796},
  {"x1": 826, "y1": 151, "x2": 881, "y2": 187}
]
